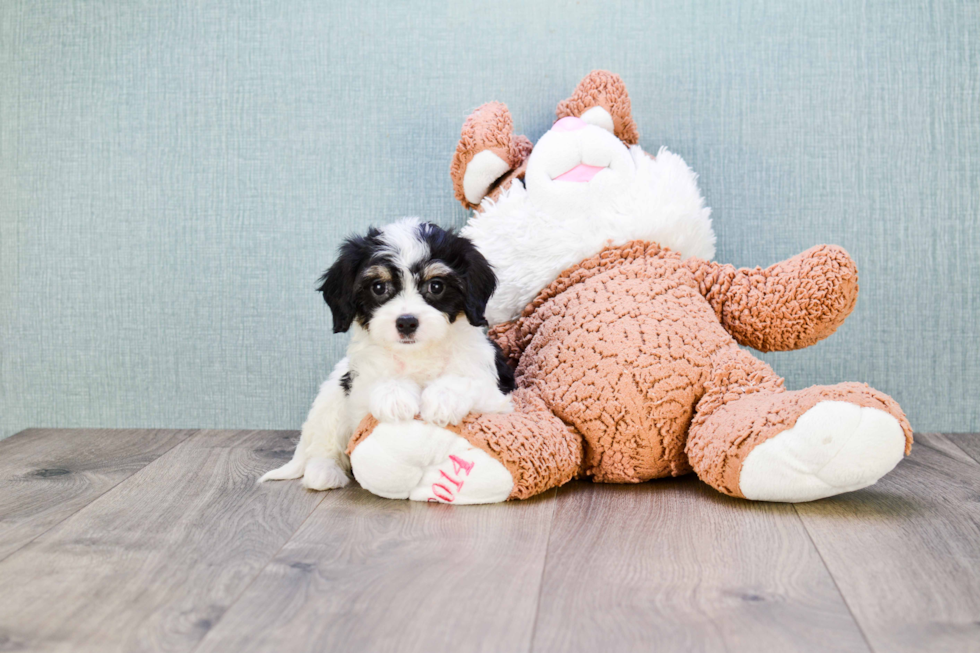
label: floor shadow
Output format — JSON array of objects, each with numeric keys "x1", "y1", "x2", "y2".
[{"x1": 795, "y1": 488, "x2": 928, "y2": 521}]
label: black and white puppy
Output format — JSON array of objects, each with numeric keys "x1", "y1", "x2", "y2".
[{"x1": 261, "y1": 217, "x2": 515, "y2": 490}]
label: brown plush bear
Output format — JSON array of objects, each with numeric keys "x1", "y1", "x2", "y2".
[{"x1": 346, "y1": 71, "x2": 911, "y2": 504}]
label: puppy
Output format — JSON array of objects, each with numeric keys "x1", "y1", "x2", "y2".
[{"x1": 260, "y1": 217, "x2": 515, "y2": 490}]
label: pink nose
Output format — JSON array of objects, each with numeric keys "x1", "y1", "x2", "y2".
[{"x1": 552, "y1": 116, "x2": 587, "y2": 132}]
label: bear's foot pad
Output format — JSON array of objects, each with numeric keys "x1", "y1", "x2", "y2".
[
  {"x1": 350, "y1": 421, "x2": 513, "y2": 505},
  {"x1": 739, "y1": 401, "x2": 906, "y2": 502}
]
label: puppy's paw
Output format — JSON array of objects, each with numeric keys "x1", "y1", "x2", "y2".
[
  {"x1": 421, "y1": 384, "x2": 474, "y2": 427},
  {"x1": 370, "y1": 380, "x2": 421, "y2": 423},
  {"x1": 480, "y1": 391, "x2": 514, "y2": 415},
  {"x1": 302, "y1": 457, "x2": 351, "y2": 491}
]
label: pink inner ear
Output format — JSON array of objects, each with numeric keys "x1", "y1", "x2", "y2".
[
  {"x1": 552, "y1": 116, "x2": 587, "y2": 132},
  {"x1": 554, "y1": 163, "x2": 605, "y2": 182}
]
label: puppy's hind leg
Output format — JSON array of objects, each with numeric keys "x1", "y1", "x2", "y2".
[{"x1": 259, "y1": 358, "x2": 352, "y2": 489}]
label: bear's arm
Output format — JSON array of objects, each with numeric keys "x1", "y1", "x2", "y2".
[{"x1": 687, "y1": 244, "x2": 859, "y2": 352}]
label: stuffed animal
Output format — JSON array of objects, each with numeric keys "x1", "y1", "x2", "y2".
[{"x1": 346, "y1": 71, "x2": 912, "y2": 505}]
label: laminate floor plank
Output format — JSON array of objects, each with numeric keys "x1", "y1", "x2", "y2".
[
  {"x1": 194, "y1": 486, "x2": 558, "y2": 653},
  {"x1": 0, "y1": 428, "x2": 195, "y2": 562},
  {"x1": 530, "y1": 478, "x2": 869, "y2": 653},
  {"x1": 3, "y1": 430, "x2": 978, "y2": 653},
  {"x1": 0, "y1": 429, "x2": 323, "y2": 653},
  {"x1": 795, "y1": 433, "x2": 980, "y2": 653},
  {"x1": 947, "y1": 433, "x2": 980, "y2": 464}
]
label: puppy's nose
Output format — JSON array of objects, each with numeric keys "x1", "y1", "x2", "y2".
[
  {"x1": 395, "y1": 315, "x2": 419, "y2": 337},
  {"x1": 552, "y1": 116, "x2": 587, "y2": 132}
]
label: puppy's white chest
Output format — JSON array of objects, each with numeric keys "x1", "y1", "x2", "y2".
[
  {"x1": 389, "y1": 353, "x2": 450, "y2": 385},
  {"x1": 345, "y1": 354, "x2": 445, "y2": 425}
]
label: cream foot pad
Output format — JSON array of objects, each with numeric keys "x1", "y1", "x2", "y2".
[
  {"x1": 350, "y1": 421, "x2": 513, "y2": 505},
  {"x1": 739, "y1": 401, "x2": 906, "y2": 502}
]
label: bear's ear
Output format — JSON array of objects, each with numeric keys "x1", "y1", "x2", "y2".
[
  {"x1": 450, "y1": 102, "x2": 532, "y2": 210},
  {"x1": 555, "y1": 70, "x2": 639, "y2": 145}
]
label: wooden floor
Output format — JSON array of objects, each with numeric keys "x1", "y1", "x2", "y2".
[{"x1": 0, "y1": 430, "x2": 978, "y2": 653}]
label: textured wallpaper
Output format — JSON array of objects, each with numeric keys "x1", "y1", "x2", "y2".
[{"x1": 1, "y1": 0, "x2": 978, "y2": 438}]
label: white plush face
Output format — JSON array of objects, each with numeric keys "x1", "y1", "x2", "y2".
[
  {"x1": 460, "y1": 109, "x2": 715, "y2": 326},
  {"x1": 522, "y1": 113, "x2": 637, "y2": 221}
]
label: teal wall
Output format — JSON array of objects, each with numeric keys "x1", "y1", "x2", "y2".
[{"x1": 2, "y1": 0, "x2": 978, "y2": 438}]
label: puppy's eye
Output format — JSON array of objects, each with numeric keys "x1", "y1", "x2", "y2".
[
  {"x1": 371, "y1": 281, "x2": 387, "y2": 296},
  {"x1": 427, "y1": 279, "x2": 445, "y2": 296}
]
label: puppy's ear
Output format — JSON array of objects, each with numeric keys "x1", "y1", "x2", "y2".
[
  {"x1": 316, "y1": 232, "x2": 376, "y2": 333},
  {"x1": 460, "y1": 243, "x2": 498, "y2": 327}
]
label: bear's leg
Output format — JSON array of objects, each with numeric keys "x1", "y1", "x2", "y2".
[
  {"x1": 349, "y1": 388, "x2": 584, "y2": 503},
  {"x1": 686, "y1": 346, "x2": 912, "y2": 502}
]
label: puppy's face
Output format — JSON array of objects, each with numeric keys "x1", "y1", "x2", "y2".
[{"x1": 317, "y1": 218, "x2": 496, "y2": 350}]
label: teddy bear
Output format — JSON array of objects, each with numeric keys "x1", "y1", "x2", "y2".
[{"x1": 345, "y1": 70, "x2": 912, "y2": 505}]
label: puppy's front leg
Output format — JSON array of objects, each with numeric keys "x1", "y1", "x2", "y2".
[
  {"x1": 420, "y1": 376, "x2": 476, "y2": 427},
  {"x1": 369, "y1": 379, "x2": 422, "y2": 422},
  {"x1": 260, "y1": 358, "x2": 352, "y2": 490},
  {"x1": 422, "y1": 376, "x2": 515, "y2": 426}
]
